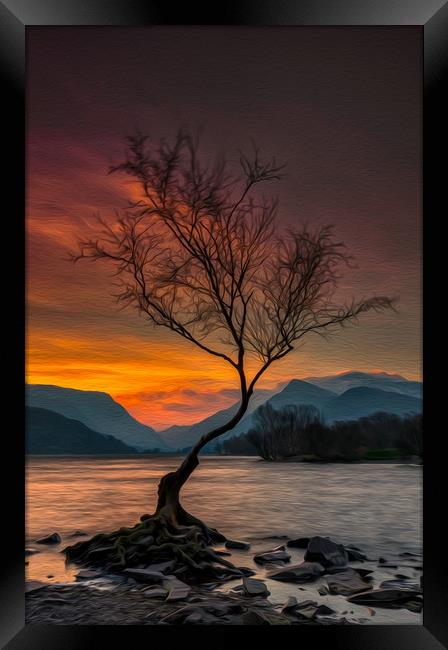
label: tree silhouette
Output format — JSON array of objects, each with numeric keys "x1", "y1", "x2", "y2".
[{"x1": 66, "y1": 130, "x2": 395, "y2": 578}]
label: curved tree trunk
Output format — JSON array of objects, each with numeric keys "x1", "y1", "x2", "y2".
[{"x1": 154, "y1": 397, "x2": 250, "y2": 537}]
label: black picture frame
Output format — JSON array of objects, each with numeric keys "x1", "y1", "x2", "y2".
[{"x1": 1, "y1": 1, "x2": 447, "y2": 647}]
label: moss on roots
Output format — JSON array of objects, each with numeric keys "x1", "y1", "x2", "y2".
[{"x1": 64, "y1": 510, "x2": 240, "y2": 584}]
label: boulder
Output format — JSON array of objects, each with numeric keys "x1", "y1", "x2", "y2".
[
  {"x1": 325, "y1": 568, "x2": 373, "y2": 596},
  {"x1": 286, "y1": 537, "x2": 310, "y2": 549},
  {"x1": 225, "y1": 539, "x2": 251, "y2": 550},
  {"x1": 242, "y1": 577, "x2": 270, "y2": 597},
  {"x1": 35, "y1": 533, "x2": 61, "y2": 545},
  {"x1": 266, "y1": 561, "x2": 325, "y2": 583},
  {"x1": 304, "y1": 536, "x2": 348, "y2": 568}
]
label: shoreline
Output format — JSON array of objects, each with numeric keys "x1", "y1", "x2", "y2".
[{"x1": 26, "y1": 533, "x2": 423, "y2": 626}]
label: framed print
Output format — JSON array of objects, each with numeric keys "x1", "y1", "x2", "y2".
[{"x1": 1, "y1": 1, "x2": 447, "y2": 648}]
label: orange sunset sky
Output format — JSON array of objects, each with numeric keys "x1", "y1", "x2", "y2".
[{"x1": 26, "y1": 27, "x2": 422, "y2": 430}]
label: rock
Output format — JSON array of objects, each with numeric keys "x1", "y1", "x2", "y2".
[
  {"x1": 25, "y1": 548, "x2": 40, "y2": 556},
  {"x1": 380, "y1": 579, "x2": 422, "y2": 593},
  {"x1": 326, "y1": 568, "x2": 373, "y2": 596},
  {"x1": 163, "y1": 576, "x2": 191, "y2": 601},
  {"x1": 68, "y1": 530, "x2": 89, "y2": 538},
  {"x1": 318, "y1": 584, "x2": 329, "y2": 596},
  {"x1": 253, "y1": 549, "x2": 291, "y2": 565},
  {"x1": 183, "y1": 611, "x2": 203, "y2": 624},
  {"x1": 287, "y1": 537, "x2": 310, "y2": 549},
  {"x1": 242, "y1": 577, "x2": 270, "y2": 597},
  {"x1": 142, "y1": 585, "x2": 168, "y2": 599},
  {"x1": 242, "y1": 608, "x2": 291, "y2": 625},
  {"x1": 315, "y1": 604, "x2": 335, "y2": 617},
  {"x1": 25, "y1": 580, "x2": 48, "y2": 594},
  {"x1": 406, "y1": 599, "x2": 423, "y2": 613},
  {"x1": 295, "y1": 600, "x2": 319, "y2": 619},
  {"x1": 294, "y1": 601, "x2": 336, "y2": 620},
  {"x1": 281, "y1": 596, "x2": 299, "y2": 613},
  {"x1": 378, "y1": 557, "x2": 387, "y2": 564},
  {"x1": 266, "y1": 561, "x2": 325, "y2": 583},
  {"x1": 348, "y1": 588, "x2": 423, "y2": 608},
  {"x1": 123, "y1": 568, "x2": 166, "y2": 583},
  {"x1": 75, "y1": 569, "x2": 101, "y2": 580},
  {"x1": 35, "y1": 532, "x2": 62, "y2": 545},
  {"x1": 304, "y1": 536, "x2": 348, "y2": 568},
  {"x1": 346, "y1": 547, "x2": 367, "y2": 562},
  {"x1": 224, "y1": 539, "x2": 250, "y2": 550}
]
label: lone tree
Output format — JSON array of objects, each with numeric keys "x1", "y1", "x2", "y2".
[{"x1": 66, "y1": 130, "x2": 394, "y2": 580}]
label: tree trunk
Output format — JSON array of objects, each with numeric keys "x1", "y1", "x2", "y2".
[{"x1": 154, "y1": 397, "x2": 250, "y2": 537}]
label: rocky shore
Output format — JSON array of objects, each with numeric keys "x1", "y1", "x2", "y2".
[{"x1": 25, "y1": 533, "x2": 423, "y2": 625}]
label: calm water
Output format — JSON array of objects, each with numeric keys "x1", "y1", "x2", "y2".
[{"x1": 26, "y1": 456, "x2": 422, "y2": 624}]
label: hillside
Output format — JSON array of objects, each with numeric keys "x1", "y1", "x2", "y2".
[
  {"x1": 26, "y1": 385, "x2": 170, "y2": 451},
  {"x1": 26, "y1": 407, "x2": 137, "y2": 455}
]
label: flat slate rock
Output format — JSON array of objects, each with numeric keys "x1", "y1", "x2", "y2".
[
  {"x1": 242, "y1": 577, "x2": 270, "y2": 597},
  {"x1": 163, "y1": 576, "x2": 191, "y2": 601},
  {"x1": 142, "y1": 585, "x2": 168, "y2": 599},
  {"x1": 326, "y1": 568, "x2": 373, "y2": 596},
  {"x1": 76, "y1": 569, "x2": 102, "y2": 580},
  {"x1": 347, "y1": 588, "x2": 422, "y2": 608},
  {"x1": 35, "y1": 533, "x2": 62, "y2": 545},
  {"x1": 281, "y1": 596, "x2": 299, "y2": 613},
  {"x1": 304, "y1": 536, "x2": 348, "y2": 568},
  {"x1": 380, "y1": 579, "x2": 422, "y2": 593},
  {"x1": 253, "y1": 549, "x2": 291, "y2": 565},
  {"x1": 224, "y1": 539, "x2": 251, "y2": 550},
  {"x1": 266, "y1": 561, "x2": 325, "y2": 583}
]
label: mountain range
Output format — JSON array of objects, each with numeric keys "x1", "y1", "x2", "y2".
[
  {"x1": 26, "y1": 372, "x2": 422, "y2": 454},
  {"x1": 26, "y1": 385, "x2": 167, "y2": 451}
]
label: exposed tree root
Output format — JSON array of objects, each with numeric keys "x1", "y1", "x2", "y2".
[{"x1": 64, "y1": 512, "x2": 244, "y2": 584}]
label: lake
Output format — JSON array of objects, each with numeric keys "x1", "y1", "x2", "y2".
[{"x1": 26, "y1": 455, "x2": 422, "y2": 624}]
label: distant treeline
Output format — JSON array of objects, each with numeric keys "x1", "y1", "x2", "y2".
[{"x1": 220, "y1": 404, "x2": 422, "y2": 461}]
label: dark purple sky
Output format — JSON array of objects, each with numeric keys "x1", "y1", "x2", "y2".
[{"x1": 27, "y1": 27, "x2": 421, "y2": 428}]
